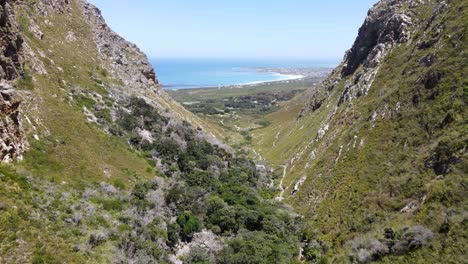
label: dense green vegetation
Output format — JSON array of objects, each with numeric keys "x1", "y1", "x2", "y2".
[
  {"x1": 1, "y1": 92, "x2": 307, "y2": 262},
  {"x1": 167, "y1": 78, "x2": 319, "y2": 103},
  {"x1": 168, "y1": 79, "x2": 323, "y2": 145},
  {"x1": 108, "y1": 96, "x2": 305, "y2": 262},
  {"x1": 182, "y1": 89, "x2": 303, "y2": 114},
  {"x1": 1, "y1": 0, "x2": 466, "y2": 263},
  {"x1": 0, "y1": 0, "x2": 308, "y2": 262}
]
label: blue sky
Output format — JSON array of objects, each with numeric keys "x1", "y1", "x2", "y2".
[{"x1": 88, "y1": 0, "x2": 378, "y2": 60}]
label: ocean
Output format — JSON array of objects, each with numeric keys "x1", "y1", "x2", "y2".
[{"x1": 150, "y1": 58, "x2": 338, "y2": 90}]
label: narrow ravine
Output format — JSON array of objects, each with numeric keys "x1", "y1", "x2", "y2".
[{"x1": 275, "y1": 165, "x2": 287, "y2": 201}]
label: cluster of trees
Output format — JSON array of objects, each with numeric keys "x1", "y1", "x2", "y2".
[
  {"x1": 182, "y1": 90, "x2": 303, "y2": 116},
  {"x1": 187, "y1": 103, "x2": 225, "y2": 115},
  {"x1": 224, "y1": 90, "x2": 302, "y2": 110},
  {"x1": 109, "y1": 96, "x2": 305, "y2": 262}
]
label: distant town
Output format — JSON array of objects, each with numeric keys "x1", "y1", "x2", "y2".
[{"x1": 242, "y1": 67, "x2": 333, "y2": 78}]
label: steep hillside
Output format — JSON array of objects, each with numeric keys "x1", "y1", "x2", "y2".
[
  {"x1": 1, "y1": 0, "x2": 466, "y2": 263},
  {"x1": 0, "y1": 0, "x2": 28, "y2": 163},
  {"x1": 0, "y1": 0, "x2": 305, "y2": 263},
  {"x1": 253, "y1": 0, "x2": 467, "y2": 262}
]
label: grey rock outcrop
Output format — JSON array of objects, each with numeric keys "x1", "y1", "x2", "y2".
[
  {"x1": 298, "y1": 75, "x2": 340, "y2": 116},
  {"x1": 300, "y1": 0, "x2": 419, "y2": 116},
  {"x1": 341, "y1": 0, "x2": 413, "y2": 77},
  {"x1": 78, "y1": 1, "x2": 159, "y2": 93},
  {"x1": 338, "y1": 0, "x2": 414, "y2": 105},
  {"x1": 170, "y1": 230, "x2": 222, "y2": 264},
  {"x1": 0, "y1": 82, "x2": 27, "y2": 163},
  {"x1": 28, "y1": 20, "x2": 44, "y2": 40},
  {"x1": 35, "y1": 0, "x2": 70, "y2": 16},
  {"x1": 0, "y1": 0, "x2": 27, "y2": 163},
  {"x1": 0, "y1": 0, "x2": 24, "y2": 80}
]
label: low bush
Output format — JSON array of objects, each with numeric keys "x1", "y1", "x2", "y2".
[{"x1": 176, "y1": 212, "x2": 201, "y2": 241}]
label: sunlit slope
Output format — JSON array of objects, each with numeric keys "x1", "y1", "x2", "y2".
[
  {"x1": 14, "y1": 0, "x2": 227, "y2": 185},
  {"x1": 252, "y1": 0, "x2": 467, "y2": 262},
  {"x1": 16, "y1": 0, "x2": 154, "y2": 185}
]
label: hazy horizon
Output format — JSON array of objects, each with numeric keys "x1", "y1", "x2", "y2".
[
  {"x1": 87, "y1": 0, "x2": 378, "y2": 60},
  {"x1": 149, "y1": 57, "x2": 337, "y2": 89},
  {"x1": 148, "y1": 56, "x2": 341, "y2": 63}
]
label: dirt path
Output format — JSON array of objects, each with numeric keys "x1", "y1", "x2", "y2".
[{"x1": 275, "y1": 165, "x2": 287, "y2": 201}]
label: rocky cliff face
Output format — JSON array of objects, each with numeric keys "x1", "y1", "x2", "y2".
[
  {"x1": 30, "y1": 0, "x2": 158, "y2": 93},
  {"x1": 0, "y1": 0, "x2": 23, "y2": 80},
  {"x1": 341, "y1": 0, "x2": 414, "y2": 77},
  {"x1": 0, "y1": 81, "x2": 26, "y2": 163},
  {"x1": 75, "y1": 0, "x2": 227, "y2": 144},
  {"x1": 35, "y1": 0, "x2": 70, "y2": 15},
  {"x1": 338, "y1": 0, "x2": 414, "y2": 105},
  {"x1": 0, "y1": 0, "x2": 27, "y2": 162},
  {"x1": 301, "y1": 0, "x2": 419, "y2": 116},
  {"x1": 78, "y1": 1, "x2": 159, "y2": 93},
  {"x1": 3, "y1": 0, "x2": 165, "y2": 164}
]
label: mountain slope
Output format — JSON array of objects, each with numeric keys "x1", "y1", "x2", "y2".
[
  {"x1": 0, "y1": 0, "x2": 305, "y2": 263},
  {"x1": 253, "y1": 0, "x2": 467, "y2": 262},
  {"x1": 0, "y1": 0, "x2": 466, "y2": 263}
]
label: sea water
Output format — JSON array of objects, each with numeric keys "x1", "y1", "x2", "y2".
[{"x1": 150, "y1": 58, "x2": 338, "y2": 90}]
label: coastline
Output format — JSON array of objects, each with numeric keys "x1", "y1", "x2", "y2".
[
  {"x1": 153, "y1": 58, "x2": 337, "y2": 90},
  {"x1": 163, "y1": 74, "x2": 306, "y2": 90},
  {"x1": 240, "y1": 73, "x2": 305, "y2": 86},
  {"x1": 162, "y1": 67, "x2": 332, "y2": 90}
]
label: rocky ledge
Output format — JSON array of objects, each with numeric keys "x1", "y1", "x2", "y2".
[
  {"x1": 0, "y1": 82, "x2": 27, "y2": 163},
  {"x1": 0, "y1": 0, "x2": 24, "y2": 80},
  {"x1": 78, "y1": 0, "x2": 159, "y2": 93},
  {"x1": 341, "y1": 0, "x2": 414, "y2": 77},
  {"x1": 300, "y1": 0, "x2": 421, "y2": 116},
  {"x1": 0, "y1": 0, "x2": 27, "y2": 163}
]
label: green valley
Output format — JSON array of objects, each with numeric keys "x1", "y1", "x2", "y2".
[{"x1": 0, "y1": 0, "x2": 466, "y2": 263}]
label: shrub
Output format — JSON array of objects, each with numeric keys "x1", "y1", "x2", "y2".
[
  {"x1": 217, "y1": 231, "x2": 297, "y2": 264},
  {"x1": 255, "y1": 119, "x2": 271, "y2": 128},
  {"x1": 208, "y1": 206, "x2": 238, "y2": 235},
  {"x1": 166, "y1": 183, "x2": 198, "y2": 210},
  {"x1": 349, "y1": 226, "x2": 434, "y2": 262},
  {"x1": 142, "y1": 223, "x2": 168, "y2": 242},
  {"x1": 118, "y1": 111, "x2": 137, "y2": 131},
  {"x1": 31, "y1": 248, "x2": 61, "y2": 264},
  {"x1": 75, "y1": 94, "x2": 96, "y2": 108},
  {"x1": 392, "y1": 226, "x2": 434, "y2": 255},
  {"x1": 98, "y1": 198, "x2": 124, "y2": 211},
  {"x1": 211, "y1": 225, "x2": 222, "y2": 235},
  {"x1": 206, "y1": 195, "x2": 226, "y2": 215},
  {"x1": 132, "y1": 181, "x2": 157, "y2": 200},
  {"x1": 167, "y1": 223, "x2": 181, "y2": 247},
  {"x1": 186, "y1": 247, "x2": 213, "y2": 264},
  {"x1": 426, "y1": 138, "x2": 460, "y2": 175},
  {"x1": 17, "y1": 70, "x2": 34, "y2": 90},
  {"x1": 176, "y1": 212, "x2": 201, "y2": 241},
  {"x1": 120, "y1": 233, "x2": 164, "y2": 261},
  {"x1": 89, "y1": 232, "x2": 107, "y2": 248}
]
